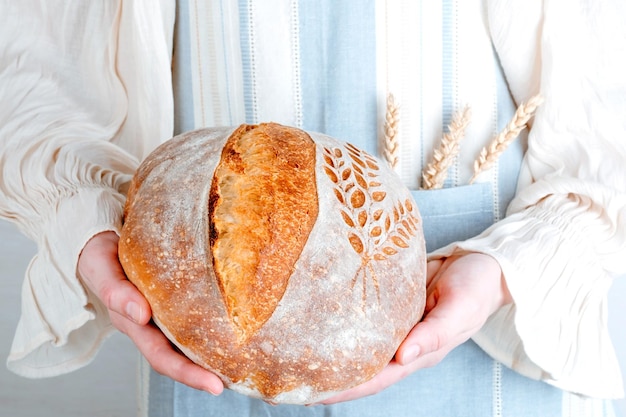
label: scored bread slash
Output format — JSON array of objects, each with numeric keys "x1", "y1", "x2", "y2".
[
  {"x1": 119, "y1": 122, "x2": 426, "y2": 405},
  {"x1": 209, "y1": 124, "x2": 319, "y2": 344}
]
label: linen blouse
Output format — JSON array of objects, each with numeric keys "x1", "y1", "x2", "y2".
[{"x1": 0, "y1": 0, "x2": 624, "y2": 400}]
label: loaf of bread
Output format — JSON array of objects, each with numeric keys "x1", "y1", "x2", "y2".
[{"x1": 118, "y1": 123, "x2": 426, "y2": 404}]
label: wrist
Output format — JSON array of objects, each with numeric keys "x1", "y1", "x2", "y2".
[{"x1": 499, "y1": 273, "x2": 513, "y2": 308}]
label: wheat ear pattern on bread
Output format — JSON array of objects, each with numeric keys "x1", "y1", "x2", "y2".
[{"x1": 119, "y1": 123, "x2": 427, "y2": 404}]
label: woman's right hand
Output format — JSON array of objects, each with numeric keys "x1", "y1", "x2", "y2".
[{"x1": 77, "y1": 231, "x2": 224, "y2": 395}]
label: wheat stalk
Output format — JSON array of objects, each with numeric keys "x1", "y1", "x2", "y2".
[
  {"x1": 382, "y1": 93, "x2": 400, "y2": 170},
  {"x1": 421, "y1": 106, "x2": 472, "y2": 190},
  {"x1": 469, "y1": 94, "x2": 544, "y2": 184}
]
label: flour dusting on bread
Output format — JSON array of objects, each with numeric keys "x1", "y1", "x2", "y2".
[{"x1": 119, "y1": 123, "x2": 426, "y2": 404}]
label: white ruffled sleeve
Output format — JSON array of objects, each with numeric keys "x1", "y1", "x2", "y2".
[
  {"x1": 432, "y1": 0, "x2": 626, "y2": 398},
  {"x1": 0, "y1": 1, "x2": 174, "y2": 377}
]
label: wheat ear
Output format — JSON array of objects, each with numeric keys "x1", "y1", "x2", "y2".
[
  {"x1": 469, "y1": 94, "x2": 544, "y2": 184},
  {"x1": 421, "y1": 106, "x2": 472, "y2": 190},
  {"x1": 382, "y1": 93, "x2": 400, "y2": 170}
]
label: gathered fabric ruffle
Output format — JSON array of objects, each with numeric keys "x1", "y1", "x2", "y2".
[{"x1": 432, "y1": 190, "x2": 625, "y2": 398}]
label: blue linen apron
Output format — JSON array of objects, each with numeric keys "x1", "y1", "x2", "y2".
[
  {"x1": 141, "y1": 113, "x2": 566, "y2": 416},
  {"x1": 138, "y1": 180, "x2": 616, "y2": 415},
  {"x1": 137, "y1": 1, "x2": 617, "y2": 415},
  {"x1": 139, "y1": 180, "x2": 567, "y2": 417}
]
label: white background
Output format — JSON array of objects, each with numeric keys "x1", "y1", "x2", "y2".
[{"x1": 1, "y1": 219, "x2": 624, "y2": 416}]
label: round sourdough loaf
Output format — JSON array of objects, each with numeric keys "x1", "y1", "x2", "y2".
[{"x1": 119, "y1": 123, "x2": 426, "y2": 404}]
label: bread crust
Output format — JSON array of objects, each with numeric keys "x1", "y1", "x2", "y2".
[
  {"x1": 209, "y1": 124, "x2": 319, "y2": 344},
  {"x1": 119, "y1": 123, "x2": 426, "y2": 404}
]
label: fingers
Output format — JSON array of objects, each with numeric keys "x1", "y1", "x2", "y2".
[
  {"x1": 79, "y1": 232, "x2": 224, "y2": 396},
  {"x1": 318, "y1": 360, "x2": 418, "y2": 405},
  {"x1": 97, "y1": 273, "x2": 151, "y2": 325},
  {"x1": 78, "y1": 231, "x2": 151, "y2": 325},
  {"x1": 397, "y1": 289, "x2": 481, "y2": 366},
  {"x1": 396, "y1": 312, "x2": 476, "y2": 367},
  {"x1": 425, "y1": 258, "x2": 443, "y2": 284},
  {"x1": 322, "y1": 254, "x2": 508, "y2": 405},
  {"x1": 425, "y1": 255, "x2": 458, "y2": 295},
  {"x1": 110, "y1": 311, "x2": 224, "y2": 395},
  {"x1": 396, "y1": 254, "x2": 504, "y2": 367},
  {"x1": 320, "y1": 321, "x2": 470, "y2": 405}
]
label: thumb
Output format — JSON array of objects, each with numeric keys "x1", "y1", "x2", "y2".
[
  {"x1": 78, "y1": 231, "x2": 151, "y2": 325},
  {"x1": 395, "y1": 313, "x2": 452, "y2": 366},
  {"x1": 396, "y1": 288, "x2": 474, "y2": 366}
]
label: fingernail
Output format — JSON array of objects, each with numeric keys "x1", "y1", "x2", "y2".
[
  {"x1": 125, "y1": 302, "x2": 142, "y2": 323},
  {"x1": 207, "y1": 384, "x2": 223, "y2": 396},
  {"x1": 401, "y1": 345, "x2": 421, "y2": 364}
]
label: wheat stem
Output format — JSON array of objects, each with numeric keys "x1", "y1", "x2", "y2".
[
  {"x1": 421, "y1": 106, "x2": 472, "y2": 190},
  {"x1": 469, "y1": 94, "x2": 544, "y2": 184},
  {"x1": 382, "y1": 93, "x2": 400, "y2": 170}
]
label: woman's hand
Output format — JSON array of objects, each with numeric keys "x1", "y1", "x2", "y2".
[
  {"x1": 77, "y1": 231, "x2": 224, "y2": 395},
  {"x1": 319, "y1": 252, "x2": 512, "y2": 405}
]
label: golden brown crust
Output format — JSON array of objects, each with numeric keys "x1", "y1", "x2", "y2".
[
  {"x1": 118, "y1": 123, "x2": 426, "y2": 404},
  {"x1": 209, "y1": 124, "x2": 318, "y2": 343}
]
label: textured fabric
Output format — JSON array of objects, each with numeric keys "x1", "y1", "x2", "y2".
[
  {"x1": 0, "y1": 0, "x2": 625, "y2": 406},
  {"x1": 139, "y1": 175, "x2": 565, "y2": 417},
  {"x1": 0, "y1": 0, "x2": 175, "y2": 377},
  {"x1": 433, "y1": 0, "x2": 626, "y2": 398},
  {"x1": 143, "y1": 342, "x2": 566, "y2": 417},
  {"x1": 170, "y1": 0, "x2": 625, "y2": 399}
]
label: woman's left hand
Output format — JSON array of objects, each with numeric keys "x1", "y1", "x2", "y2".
[{"x1": 318, "y1": 252, "x2": 512, "y2": 405}]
